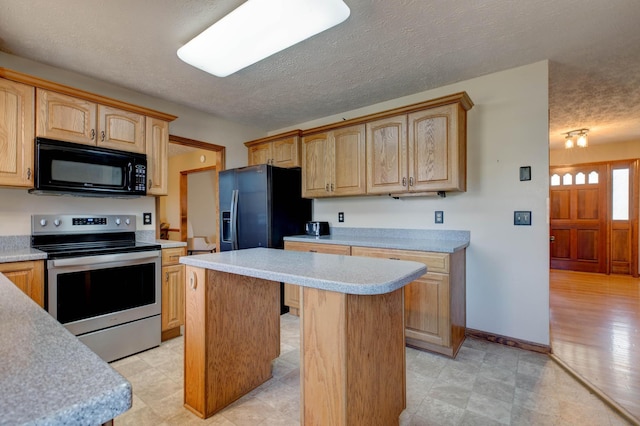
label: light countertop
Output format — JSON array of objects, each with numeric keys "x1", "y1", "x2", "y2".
[
  {"x1": 0, "y1": 273, "x2": 132, "y2": 424},
  {"x1": 180, "y1": 247, "x2": 426, "y2": 295},
  {"x1": 284, "y1": 227, "x2": 470, "y2": 253}
]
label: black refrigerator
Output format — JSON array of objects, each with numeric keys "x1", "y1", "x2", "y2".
[{"x1": 219, "y1": 165, "x2": 311, "y2": 313}]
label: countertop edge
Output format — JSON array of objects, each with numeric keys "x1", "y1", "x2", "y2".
[{"x1": 283, "y1": 235, "x2": 469, "y2": 253}]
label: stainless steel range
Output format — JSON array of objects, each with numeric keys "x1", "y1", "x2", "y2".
[{"x1": 32, "y1": 214, "x2": 161, "y2": 362}]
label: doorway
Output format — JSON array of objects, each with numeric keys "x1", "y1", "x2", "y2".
[{"x1": 550, "y1": 160, "x2": 638, "y2": 276}]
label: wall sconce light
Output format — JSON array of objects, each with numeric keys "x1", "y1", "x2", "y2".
[{"x1": 564, "y1": 129, "x2": 589, "y2": 149}]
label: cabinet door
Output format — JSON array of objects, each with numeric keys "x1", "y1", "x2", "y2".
[
  {"x1": 0, "y1": 261, "x2": 44, "y2": 307},
  {"x1": 272, "y1": 136, "x2": 300, "y2": 168},
  {"x1": 162, "y1": 264, "x2": 185, "y2": 331},
  {"x1": 0, "y1": 79, "x2": 34, "y2": 187},
  {"x1": 332, "y1": 125, "x2": 366, "y2": 196},
  {"x1": 97, "y1": 105, "x2": 145, "y2": 153},
  {"x1": 350, "y1": 246, "x2": 451, "y2": 348},
  {"x1": 36, "y1": 89, "x2": 97, "y2": 145},
  {"x1": 146, "y1": 117, "x2": 169, "y2": 195},
  {"x1": 248, "y1": 142, "x2": 273, "y2": 166},
  {"x1": 284, "y1": 241, "x2": 351, "y2": 314},
  {"x1": 302, "y1": 133, "x2": 331, "y2": 198},
  {"x1": 409, "y1": 104, "x2": 465, "y2": 192},
  {"x1": 366, "y1": 115, "x2": 408, "y2": 194}
]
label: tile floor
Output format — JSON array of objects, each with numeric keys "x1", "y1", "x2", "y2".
[{"x1": 112, "y1": 314, "x2": 631, "y2": 425}]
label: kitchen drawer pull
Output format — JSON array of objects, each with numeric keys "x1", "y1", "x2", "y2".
[
  {"x1": 409, "y1": 177, "x2": 414, "y2": 186},
  {"x1": 402, "y1": 177, "x2": 407, "y2": 187},
  {"x1": 309, "y1": 250, "x2": 317, "y2": 253},
  {"x1": 389, "y1": 257, "x2": 401, "y2": 260},
  {"x1": 189, "y1": 271, "x2": 197, "y2": 290}
]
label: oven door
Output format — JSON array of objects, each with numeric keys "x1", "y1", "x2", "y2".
[{"x1": 47, "y1": 250, "x2": 161, "y2": 336}]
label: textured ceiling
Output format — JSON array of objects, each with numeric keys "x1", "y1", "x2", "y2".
[{"x1": 1, "y1": 0, "x2": 639, "y2": 151}]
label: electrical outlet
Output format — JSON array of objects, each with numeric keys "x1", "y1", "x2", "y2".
[
  {"x1": 338, "y1": 212, "x2": 344, "y2": 223},
  {"x1": 143, "y1": 212, "x2": 152, "y2": 225},
  {"x1": 435, "y1": 211, "x2": 444, "y2": 224},
  {"x1": 514, "y1": 211, "x2": 531, "y2": 226}
]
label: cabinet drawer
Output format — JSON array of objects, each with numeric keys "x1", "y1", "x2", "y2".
[
  {"x1": 284, "y1": 241, "x2": 351, "y2": 255},
  {"x1": 351, "y1": 246, "x2": 449, "y2": 273},
  {"x1": 162, "y1": 247, "x2": 187, "y2": 265}
]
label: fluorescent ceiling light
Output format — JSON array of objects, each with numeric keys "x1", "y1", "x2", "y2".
[{"x1": 177, "y1": 0, "x2": 351, "y2": 77}]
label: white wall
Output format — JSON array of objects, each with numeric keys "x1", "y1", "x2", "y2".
[
  {"x1": 273, "y1": 62, "x2": 551, "y2": 345},
  {"x1": 0, "y1": 52, "x2": 264, "y2": 235},
  {"x1": 188, "y1": 170, "x2": 217, "y2": 240}
]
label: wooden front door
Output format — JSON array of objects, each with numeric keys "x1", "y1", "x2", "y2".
[{"x1": 550, "y1": 164, "x2": 608, "y2": 273}]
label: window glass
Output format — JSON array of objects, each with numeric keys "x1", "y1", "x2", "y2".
[
  {"x1": 588, "y1": 171, "x2": 599, "y2": 184},
  {"x1": 550, "y1": 174, "x2": 560, "y2": 186},
  {"x1": 612, "y1": 168, "x2": 629, "y2": 220},
  {"x1": 563, "y1": 173, "x2": 572, "y2": 185},
  {"x1": 575, "y1": 172, "x2": 585, "y2": 185}
]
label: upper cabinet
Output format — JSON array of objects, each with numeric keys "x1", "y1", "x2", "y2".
[
  {"x1": 299, "y1": 92, "x2": 472, "y2": 199},
  {"x1": 0, "y1": 78, "x2": 35, "y2": 188},
  {"x1": 36, "y1": 89, "x2": 145, "y2": 154},
  {"x1": 367, "y1": 103, "x2": 467, "y2": 195},
  {"x1": 0, "y1": 68, "x2": 177, "y2": 195},
  {"x1": 245, "y1": 130, "x2": 302, "y2": 168},
  {"x1": 302, "y1": 124, "x2": 366, "y2": 198}
]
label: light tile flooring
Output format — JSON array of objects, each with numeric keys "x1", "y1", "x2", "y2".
[{"x1": 112, "y1": 314, "x2": 631, "y2": 426}]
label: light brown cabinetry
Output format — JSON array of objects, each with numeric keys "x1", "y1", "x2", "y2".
[
  {"x1": 351, "y1": 246, "x2": 466, "y2": 357},
  {"x1": 284, "y1": 239, "x2": 466, "y2": 357},
  {"x1": 36, "y1": 89, "x2": 146, "y2": 153},
  {"x1": 245, "y1": 130, "x2": 302, "y2": 168},
  {"x1": 283, "y1": 241, "x2": 351, "y2": 315},
  {"x1": 146, "y1": 117, "x2": 169, "y2": 195},
  {"x1": 0, "y1": 260, "x2": 45, "y2": 307},
  {"x1": 161, "y1": 247, "x2": 186, "y2": 341},
  {"x1": 0, "y1": 78, "x2": 34, "y2": 187},
  {"x1": 301, "y1": 124, "x2": 366, "y2": 198},
  {"x1": 367, "y1": 103, "x2": 467, "y2": 195}
]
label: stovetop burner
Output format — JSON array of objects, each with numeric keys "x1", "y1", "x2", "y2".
[{"x1": 31, "y1": 214, "x2": 160, "y2": 258}]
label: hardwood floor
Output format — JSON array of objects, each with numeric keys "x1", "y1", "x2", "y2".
[{"x1": 550, "y1": 269, "x2": 640, "y2": 423}]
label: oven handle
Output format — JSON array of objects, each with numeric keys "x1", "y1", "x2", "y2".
[{"x1": 49, "y1": 250, "x2": 160, "y2": 268}]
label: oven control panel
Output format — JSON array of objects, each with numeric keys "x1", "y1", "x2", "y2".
[{"x1": 32, "y1": 214, "x2": 137, "y2": 235}]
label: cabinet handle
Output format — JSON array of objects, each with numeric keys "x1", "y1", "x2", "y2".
[
  {"x1": 189, "y1": 271, "x2": 197, "y2": 290},
  {"x1": 330, "y1": 183, "x2": 334, "y2": 192},
  {"x1": 101, "y1": 130, "x2": 105, "y2": 141},
  {"x1": 409, "y1": 177, "x2": 414, "y2": 186},
  {"x1": 149, "y1": 179, "x2": 152, "y2": 188},
  {"x1": 90, "y1": 129, "x2": 95, "y2": 140},
  {"x1": 402, "y1": 177, "x2": 407, "y2": 187},
  {"x1": 389, "y1": 257, "x2": 401, "y2": 260},
  {"x1": 27, "y1": 168, "x2": 32, "y2": 180},
  {"x1": 325, "y1": 184, "x2": 329, "y2": 192},
  {"x1": 309, "y1": 250, "x2": 317, "y2": 253},
  {"x1": 165, "y1": 272, "x2": 169, "y2": 282}
]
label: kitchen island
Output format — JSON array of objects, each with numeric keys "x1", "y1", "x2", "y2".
[
  {"x1": 179, "y1": 247, "x2": 426, "y2": 425},
  {"x1": 0, "y1": 272, "x2": 132, "y2": 425}
]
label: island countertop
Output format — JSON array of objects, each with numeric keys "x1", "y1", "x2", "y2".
[
  {"x1": 180, "y1": 247, "x2": 427, "y2": 295},
  {"x1": 0, "y1": 273, "x2": 132, "y2": 425}
]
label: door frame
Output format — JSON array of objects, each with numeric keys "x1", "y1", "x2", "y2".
[{"x1": 155, "y1": 135, "x2": 225, "y2": 244}]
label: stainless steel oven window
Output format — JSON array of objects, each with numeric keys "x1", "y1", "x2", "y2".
[{"x1": 47, "y1": 251, "x2": 161, "y2": 336}]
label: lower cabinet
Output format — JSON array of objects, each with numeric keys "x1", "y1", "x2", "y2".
[
  {"x1": 283, "y1": 241, "x2": 351, "y2": 315},
  {"x1": 284, "y1": 240, "x2": 466, "y2": 357},
  {"x1": 0, "y1": 260, "x2": 45, "y2": 307},
  {"x1": 161, "y1": 247, "x2": 186, "y2": 341}
]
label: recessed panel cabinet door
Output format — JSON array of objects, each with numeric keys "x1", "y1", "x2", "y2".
[
  {"x1": 302, "y1": 133, "x2": 331, "y2": 198},
  {"x1": 146, "y1": 117, "x2": 169, "y2": 195},
  {"x1": 97, "y1": 105, "x2": 145, "y2": 153},
  {"x1": 333, "y1": 124, "x2": 366, "y2": 196},
  {"x1": 248, "y1": 142, "x2": 272, "y2": 166},
  {"x1": 36, "y1": 89, "x2": 97, "y2": 145},
  {"x1": 0, "y1": 79, "x2": 34, "y2": 187},
  {"x1": 272, "y1": 137, "x2": 299, "y2": 167},
  {"x1": 366, "y1": 115, "x2": 408, "y2": 194},
  {"x1": 0, "y1": 261, "x2": 44, "y2": 307},
  {"x1": 162, "y1": 263, "x2": 185, "y2": 331}
]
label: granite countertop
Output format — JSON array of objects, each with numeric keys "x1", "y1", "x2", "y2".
[
  {"x1": 0, "y1": 274, "x2": 132, "y2": 424},
  {"x1": 180, "y1": 247, "x2": 426, "y2": 295},
  {"x1": 284, "y1": 227, "x2": 470, "y2": 253},
  {"x1": 154, "y1": 239, "x2": 187, "y2": 249},
  {"x1": 0, "y1": 247, "x2": 47, "y2": 263}
]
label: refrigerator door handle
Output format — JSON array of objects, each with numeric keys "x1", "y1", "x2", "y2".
[{"x1": 230, "y1": 189, "x2": 239, "y2": 250}]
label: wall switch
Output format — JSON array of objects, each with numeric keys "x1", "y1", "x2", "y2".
[
  {"x1": 435, "y1": 211, "x2": 444, "y2": 224},
  {"x1": 514, "y1": 211, "x2": 531, "y2": 225},
  {"x1": 143, "y1": 212, "x2": 152, "y2": 225},
  {"x1": 338, "y1": 212, "x2": 344, "y2": 223},
  {"x1": 519, "y1": 166, "x2": 531, "y2": 181}
]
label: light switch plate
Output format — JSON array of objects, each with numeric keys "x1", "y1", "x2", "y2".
[
  {"x1": 514, "y1": 211, "x2": 531, "y2": 225},
  {"x1": 519, "y1": 166, "x2": 531, "y2": 181}
]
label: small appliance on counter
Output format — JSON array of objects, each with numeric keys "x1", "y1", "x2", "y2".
[{"x1": 305, "y1": 221, "x2": 330, "y2": 236}]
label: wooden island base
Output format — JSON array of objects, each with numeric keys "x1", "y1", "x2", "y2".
[{"x1": 184, "y1": 266, "x2": 406, "y2": 425}]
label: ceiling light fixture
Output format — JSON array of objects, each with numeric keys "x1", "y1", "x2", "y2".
[
  {"x1": 177, "y1": 0, "x2": 351, "y2": 77},
  {"x1": 564, "y1": 128, "x2": 589, "y2": 149}
]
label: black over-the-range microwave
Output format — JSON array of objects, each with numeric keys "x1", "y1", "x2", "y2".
[{"x1": 30, "y1": 137, "x2": 148, "y2": 197}]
